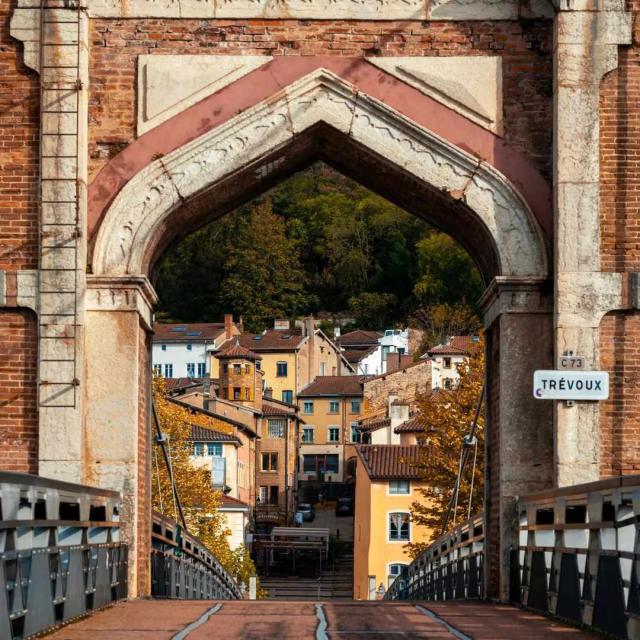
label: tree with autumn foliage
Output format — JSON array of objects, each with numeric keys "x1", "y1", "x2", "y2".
[
  {"x1": 408, "y1": 337, "x2": 485, "y2": 556},
  {"x1": 152, "y1": 378, "x2": 258, "y2": 590}
]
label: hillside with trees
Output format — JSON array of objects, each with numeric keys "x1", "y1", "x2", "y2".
[{"x1": 154, "y1": 163, "x2": 483, "y2": 334}]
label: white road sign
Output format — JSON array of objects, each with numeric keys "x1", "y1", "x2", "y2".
[{"x1": 533, "y1": 370, "x2": 609, "y2": 401}]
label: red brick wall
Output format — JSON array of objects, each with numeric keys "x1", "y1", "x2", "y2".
[
  {"x1": 88, "y1": 18, "x2": 553, "y2": 181},
  {"x1": 0, "y1": 310, "x2": 38, "y2": 472},
  {"x1": 0, "y1": 0, "x2": 39, "y2": 271},
  {"x1": 599, "y1": 312, "x2": 640, "y2": 478}
]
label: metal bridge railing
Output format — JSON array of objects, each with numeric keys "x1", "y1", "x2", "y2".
[
  {"x1": 0, "y1": 471, "x2": 127, "y2": 640},
  {"x1": 385, "y1": 512, "x2": 484, "y2": 601},
  {"x1": 151, "y1": 511, "x2": 242, "y2": 600},
  {"x1": 515, "y1": 474, "x2": 640, "y2": 640}
]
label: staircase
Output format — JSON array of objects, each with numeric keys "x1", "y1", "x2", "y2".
[{"x1": 261, "y1": 552, "x2": 353, "y2": 600}]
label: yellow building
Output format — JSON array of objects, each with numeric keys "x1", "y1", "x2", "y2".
[
  {"x1": 209, "y1": 318, "x2": 353, "y2": 404},
  {"x1": 296, "y1": 376, "x2": 364, "y2": 484},
  {"x1": 353, "y1": 444, "x2": 432, "y2": 600}
]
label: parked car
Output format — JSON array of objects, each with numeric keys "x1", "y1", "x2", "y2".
[
  {"x1": 335, "y1": 495, "x2": 353, "y2": 516},
  {"x1": 297, "y1": 503, "x2": 315, "y2": 522}
]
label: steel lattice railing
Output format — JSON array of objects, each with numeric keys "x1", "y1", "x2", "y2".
[
  {"x1": 0, "y1": 472, "x2": 127, "y2": 640},
  {"x1": 151, "y1": 511, "x2": 241, "y2": 600},
  {"x1": 515, "y1": 475, "x2": 640, "y2": 640},
  {"x1": 385, "y1": 512, "x2": 484, "y2": 601}
]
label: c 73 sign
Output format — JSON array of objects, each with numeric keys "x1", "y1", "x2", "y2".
[{"x1": 533, "y1": 370, "x2": 609, "y2": 401}]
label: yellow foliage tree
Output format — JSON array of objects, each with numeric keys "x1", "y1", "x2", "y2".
[
  {"x1": 409, "y1": 337, "x2": 485, "y2": 556},
  {"x1": 151, "y1": 378, "x2": 258, "y2": 590}
]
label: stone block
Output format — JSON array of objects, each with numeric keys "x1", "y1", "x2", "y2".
[
  {"x1": 555, "y1": 43, "x2": 618, "y2": 87},
  {"x1": 43, "y1": 203, "x2": 77, "y2": 225},
  {"x1": 42, "y1": 180, "x2": 76, "y2": 203},
  {"x1": 39, "y1": 291, "x2": 76, "y2": 316},
  {"x1": 555, "y1": 10, "x2": 632, "y2": 46},
  {"x1": 40, "y1": 360, "x2": 75, "y2": 384},
  {"x1": 429, "y1": 0, "x2": 552, "y2": 20},
  {"x1": 556, "y1": 272, "x2": 623, "y2": 328},
  {"x1": 42, "y1": 157, "x2": 78, "y2": 180},
  {"x1": 42, "y1": 112, "x2": 78, "y2": 135},
  {"x1": 41, "y1": 245, "x2": 77, "y2": 270},
  {"x1": 369, "y1": 56, "x2": 502, "y2": 135},
  {"x1": 137, "y1": 55, "x2": 272, "y2": 135},
  {"x1": 42, "y1": 133, "x2": 78, "y2": 158}
]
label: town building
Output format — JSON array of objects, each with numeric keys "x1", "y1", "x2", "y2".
[
  {"x1": 352, "y1": 445, "x2": 431, "y2": 600},
  {"x1": 425, "y1": 335, "x2": 480, "y2": 389},
  {"x1": 338, "y1": 328, "x2": 410, "y2": 375},
  {"x1": 296, "y1": 376, "x2": 365, "y2": 494},
  {"x1": 152, "y1": 315, "x2": 240, "y2": 378},
  {"x1": 210, "y1": 318, "x2": 353, "y2": 404}
]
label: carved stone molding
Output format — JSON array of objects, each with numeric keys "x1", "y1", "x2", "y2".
[
  {"x1": 92, "y1": 69, "x2": 548, "y2": 282},
  {"x1": 86, "y1": 275, "x2": 158, "y2": 331}
]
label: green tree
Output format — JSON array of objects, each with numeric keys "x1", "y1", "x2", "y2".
[
  {"x1": 348, "y1": 292, "x2": 397, "y2": 329},
  {"x1": 218, "y1": 202, "x2": 309, "y2": 332}
]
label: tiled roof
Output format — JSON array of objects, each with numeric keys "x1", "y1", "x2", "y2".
[
  {"x1": 297, "y1": 375, "x2": 366, "y2": 398},
  {"x1": 164, "y1": 377, "x2": 206, "y2": 392},
  {"x1": 428, "y1": 335, "x2": 480, "y2": 356},
  {"x1": 356, "y1": 445, "x2": 424, "y2": 479},
  {"x1": 394, "y1": 415, "x2": 425, "y2": 434},
  {"x1": 342, "y1": 346, "x2": 378, "y2": 363},
  {"x1": 358, "y1": 417, "x2": 391, "y2": 433},
  {"x1": 189, "y1": 424, "x2": 241, "y2": 444},
  {"x1": 154, "y1": 323, "x2": 226, "y2": 342},
  {"x1": 338, "y1": 330, "x2": 382, "y2": 347},
  {"x1": 262, "y1": 401, "x2": 296, "y2": 417},
  {"x1": 218, "y1": 494, "x2": 249, "y2": 509},
  {"x1": 237, "y1": 330, "x2": 306, "y2": 352},
  {"x1": 216, "y1": 341, "x2": 261, "y2": 361}
]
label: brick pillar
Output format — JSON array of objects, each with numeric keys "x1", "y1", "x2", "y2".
[{"x1": 480, "y1": 278, "x2": 554, "y2": 600}]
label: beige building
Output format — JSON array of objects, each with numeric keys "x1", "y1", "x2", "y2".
[
  {"x1": 426, "y1": 335, "x2": 479, "y2": 389},
  {"x1": 296, "y1": 376, "x2": 364, "y2": 484},
  {"x1": 353, "y1": 445, "x2": 431, "y2": 600},
  {"x1": 209, "y1": 318, "x2": 353, "y2": 404}
]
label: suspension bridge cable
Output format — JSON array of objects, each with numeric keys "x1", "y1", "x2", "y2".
[
  {"x1": 152, "y1": 398, "x2": 188, "y2": 530},
  {"x1": 440, "y1": 382, "x2": 485, "y2": 535}
]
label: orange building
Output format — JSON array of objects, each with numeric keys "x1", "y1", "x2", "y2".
[{"x1": 353, "y1": 445, "x2": 432, "y2": 600}]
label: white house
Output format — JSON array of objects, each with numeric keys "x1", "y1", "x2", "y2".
[
  {"x1": 340, "y1": 328, "x2": 409, "y2": 375},
  {"x1": 426, "y1": 335, "x2": 479, "y2": 389},
  {"x1": 152, "y1": 316, "x2": 240, "y2": 379}
]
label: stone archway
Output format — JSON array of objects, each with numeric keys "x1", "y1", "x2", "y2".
[{"x1": 83, "y1": 60, "x2": 554, "y2": 598}]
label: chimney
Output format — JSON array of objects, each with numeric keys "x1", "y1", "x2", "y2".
[
  {"x1": 264, "y1": 387, "x2": 273, "y2": 399},
  {"x1": 304, "y1": 316, "x2": 315, "y2": 338},
  {"x1": 202, "y1": 379, "x2": 211, "y2": 411},
  {"x1": 334, "y1": 326, "x2": 341, "y2": 338},
  {"x1": 224, "y1": 314, "x2": 233, "y2": 339},
  {"x1": 387, "y1": 351, "x2": 402, "y2": 373}
]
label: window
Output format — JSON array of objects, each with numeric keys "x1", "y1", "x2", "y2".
[
  {"x1": 267, "y1": 419, "x2": 285, "y2": 438},
  {"x1": 164, "y1": 363, "x2": 173, "y2": 377},
  {"x1": 261, "y1": 452, "x2": 278, "y2": 472},
  {"x1": 389, "y1": 512, "x2": 410, "y2": 541},
  {"x1": 197, "y1": 362, "x2": 206, "y2": 377},
  {"x1": 193, "y1": 443, "x2": 204, "y2": 456},
  {"x1": 282, "y1": 390, "x2": 293, "y2": 404},
  {"x1": 153, "y1": 364, "x2": 162, "y2": 376},
  {"x1": 233, "y1": 364, "x2": 241, "y2": 375},
  {"x1": 329, "y1": 400, "x2": 339, "y2": 413},
  {"x1": 443, "y1": 357, "x2": 452, "y2": 369},
  {"x1": 270, "y1": 485, "x2": 279, "y2": 505},
  {"x1": 350, "y1": 399, "x2": 361, "y2": 414},
  {"x1": 207, "y1": 443, "x2": 222, "y2": 456},
  {"x1": 303, "y1": 454, "x2": 339, "y2": 474},
  {"x1": 161, "y1": 344, "x2": 167, "y2": 351},
  {"x1": 222, "y1": 364, "x2": 228, "y2": 374},
  {"x1": 443, "y1": 378, "x2": 453, "y2": 390},
  {"x1": 303, "y1": 401, "x2": 314, "y2": 414},
  {"x1": 389, "y1": 479, "x2": 410, "y2": 495},
  {"x1": 187, "y1": 343, "x2": 192, "y2": 351},
  {"x1": 245, "y1": 364, "x2": 251, "y2": 374},
  {"x1": 320, "y1": 362, "x2": 326, "y2": 376},
  {"x1": 276, "y1": 361, "x2": 288, "y2": 377},
  {"x1": 350, "y1": 423, "x2": 362, "y2": 444},
  {"x1": 244, "y1": 387, "x2": 250, "y2": 400},
  {"x1": 186, "y1": 362, "x2": 195, "y2": 377},
  {"x1": 302, "y1": 427, "x2": 314, "y2": 443},
  {"x1": 388, "y1": 563, "x2": 408, "y2": 589},
  {"x1": 233, "y1": 387, "x2": 241, "y2": 400},
  {"x1": 328, "y1": 427, "x2": 340, "y2": 443},
  {"x1": 260, "y1": 485, "x2": 279, "y2": 505},
  {"x1": 382, "y1": 345, "x2": 391, "y2": 361}
]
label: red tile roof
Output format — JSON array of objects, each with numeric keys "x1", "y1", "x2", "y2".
[
  {"x1": 237, "y1": 330, "x2": 306, "y2": 352},
  {"x1": 342, "y1": 346, "x2": 378, "y2": 363},
  {"x1": 394, "y1": 415, "x2": 425, "y2": 434},
  {"x1": 218, "y1": 494, "x2": 249, "y2": 509},
  {"x1": 358, "y1": 417, "x2": 391, "y2": 433},
  {"x1": 154, "y1": 323, "x2": 227, "y2": 342},
  {"x1": 262, "y1": 401, "x2": 297, "y2": 417},
  {"x1": 356, "y1": 445, "x2": 424, "y2": 479},
  {"x1": 297, "y1": 375, "x2": 366, "y2": 398},
  {"x1": 427, "y1": 335, "x2": 480, "y2": 356},
  {"x1": 164, "y1": 377, "x2": 206, "y2": 392},
  {"x1": 216, "y1": 341, "x2": 262, "y2": 361},
  {"x1": 338, "y1": 330, "x2": 382, "y2": 347},
  {"x1": 189, "y1": 424, "x2": 241, "y2": 444}
]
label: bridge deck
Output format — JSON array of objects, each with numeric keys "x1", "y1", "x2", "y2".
[{"x1": 44, "y1": 600, "x2": 599, "y2": 639}]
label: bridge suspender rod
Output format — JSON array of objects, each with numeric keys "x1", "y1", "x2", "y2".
[
  {"x1": 441, "y1": 382, "x2": 485, "y2": 535},
  {"x1": 152, "y1": 398, "x2": 188, "y2": 531}
]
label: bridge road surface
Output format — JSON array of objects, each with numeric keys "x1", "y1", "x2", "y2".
[{"x1": 44, "y1": 600, "x2": 601, "y2": 639}]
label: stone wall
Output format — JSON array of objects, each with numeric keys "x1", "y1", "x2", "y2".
[
  {"x1": 0, "y1": 309, "x2": 38, "y2": 472},
  {"x1": 362, "y1": 361, "x2": 431, "y2": 414},
  {"x1": 87, "y1": 18, "x2": 553, "y2": 181}
]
